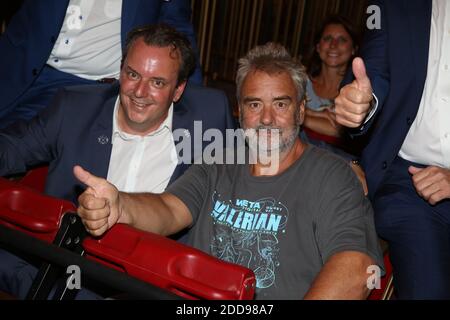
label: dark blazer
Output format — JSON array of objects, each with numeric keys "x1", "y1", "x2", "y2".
[
  {"x1": 0, "y1": 0, "x2": 200, "y2": 119},
  {"x1": 0, "y1": 82, "x2": 235, "y2": 204},
  {"x1": 355, "y1": 0, "x2": 432, "y2": 199}
]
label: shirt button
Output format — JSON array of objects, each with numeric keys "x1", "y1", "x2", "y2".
[
  {"x1": 445, "y1": 133, "x2": 449, "y2": 139},
  {"x1": 382, "y1": 161, "x2": 387, "y2": 170},
  {"x1": 406, "y1": 117, "x2": 413, "y2": 126},
  {"x1": 65, "y1": 39, "x2": 70, "y2": 45},
  {"x1": 445, "y1": 65, "x2": 449, "y2": 70}
]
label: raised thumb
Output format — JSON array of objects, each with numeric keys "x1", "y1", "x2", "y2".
[
  {"x1": 352, "y1": 57, "x2": 372, "y2": 93},
  {"x1": 73, "y1": 165, "x2": 105, "y2": 190}
]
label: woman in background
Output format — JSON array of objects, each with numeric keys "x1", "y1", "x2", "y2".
[
  {"x1": 302, "y1": 15, "x2": 367, "y2": 194},
  {"x1": 303, "y1": 15, "x2": 359, "y2": 139}
]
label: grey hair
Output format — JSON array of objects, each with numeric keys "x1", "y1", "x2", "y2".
[{"x1": 236, "y1": 42, "x2": 307, "y2": 102}]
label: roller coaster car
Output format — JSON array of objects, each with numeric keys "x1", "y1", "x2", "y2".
[{"x1": 1, "y1": 167, "x2": 393, "y2": 300}]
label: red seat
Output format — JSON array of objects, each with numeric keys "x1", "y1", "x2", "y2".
[
  {"x1": 0, "y1": 177, "x2": 75, "y2": 243},
  {"x1": 19, "y1": 166, "x2": 49, "y2": 193},
  {"x1": 84, "y1": 225, "x2": 256, "y2": 300},
  {"x1": 367, "y1": 251, "x2": 394, "y2": 300},
  {"x1": 303, "y1": 127, "x2": 343, "y2": 147}
]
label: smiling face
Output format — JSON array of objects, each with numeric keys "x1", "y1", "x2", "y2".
[
  {"x1": 118, "y1": 38, "x2": 186, "y2": 135},
  {"x1": 316, "y1": 23, "x2": 355, "y2": 69},
  {"x1": 239, "y1": 70, "x2": 305, "y2": 155}
]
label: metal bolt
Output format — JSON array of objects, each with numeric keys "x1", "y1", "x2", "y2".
[
  {"x1": 244, "y1": 282, "x2": 255, "y2": 290},
  {"x1": 74, "y1": 237, "x2": 80, "y2": 245},
  {"x1": 70, "y1": 216, "x2": 77, "y2": 224},
  {"x1": 65, "y1": 237, "x2": 72, "y2": 246}
]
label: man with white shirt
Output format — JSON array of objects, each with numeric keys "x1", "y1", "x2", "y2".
[
  {"x1": 0, "y1": 0, "x2": 202, "y2": 128},
  {"x1": 0, "y1": 23, "x2": 234, "y2": 299},
  {"x1": 334, "y1": 0, "x2": 450, "y2": 299}
]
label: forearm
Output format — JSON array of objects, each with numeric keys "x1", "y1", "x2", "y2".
[
  {"x1": 304, "y1": 251, "x2": 374, "y2": 300},
  {"x1": 304, "y1": 116, "x2": 342, "y2": 137},
  {"x1": 0, "y1": 111, "x2": 57, "y2": 176},
  {"x1": 0, "y1": 140, "x2": 28, "y2": 176},
  {"x1": 355, "y1": 0, "x2": 390, "y2": 131},
  {"x1": 118, "y1": 192, "x2": 192, "y2": 236}
]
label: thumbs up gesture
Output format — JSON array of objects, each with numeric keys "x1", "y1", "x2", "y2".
[
  {"x1": 334, "y1": 58, "x2": 374, "y2": 128},
  {"x1": 74, "y1": 165, "x2": 121, "y2": 237}
]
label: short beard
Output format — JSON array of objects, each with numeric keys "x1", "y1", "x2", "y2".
[
  {"x1": 239, "y1": 109, "x2": 301, "y2": 157},
  {"x1": 240, "y1": 125, "x2": 299, "y2": 171}
]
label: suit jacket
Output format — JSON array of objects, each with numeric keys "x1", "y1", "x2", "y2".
[
  {"x1": 0, "y1": 82, "x2": 235, "y2": 204},
  {"x1": 0, "y1": 0, "x2": 200, "y2": 118},
  {"x1": 355, "y1": 0, "x2": 432, "y2": 199}
]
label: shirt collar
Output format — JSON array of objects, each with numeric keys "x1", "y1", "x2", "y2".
[{"x1": 112, "y1": 96, "x2": 174, "y2": 142}]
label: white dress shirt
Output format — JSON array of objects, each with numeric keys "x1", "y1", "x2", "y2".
[
  {"x1": 107, "y1": 97, "x2": 179, "y2": 193},
  {"x1": 399, "y1": 0, "x2": 450, "y2": 168},
  {"x1": 47, "y1": 0, "x2": 122, "y2": 80}
]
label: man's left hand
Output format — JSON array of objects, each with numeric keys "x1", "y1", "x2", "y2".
[{"x1": 409, "y1": 166, "x2": 450, "y2": 205}]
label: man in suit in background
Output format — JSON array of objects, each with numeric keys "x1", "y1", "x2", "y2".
[
  {"x1": 0, "y1": 0, "x2": 202, "y2": 128},
  {"x1": 0, "y1": 23, "x2": 235, "y2": 299},
  {"x1": 335, "y1": 0, "x2": 450, "y2": 299}
]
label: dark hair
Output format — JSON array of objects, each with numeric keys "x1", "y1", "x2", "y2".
[
  {"x1": 123, "y1": 23, "x2": 196, "y2": 85},
  {"x1": 304, "y1": 15, "x2": 360, "y2": 78},
  {"x1": 236, "y1": 42, "x2": 307, "y2": 102}
]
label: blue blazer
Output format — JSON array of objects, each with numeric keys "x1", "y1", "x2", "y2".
[
  {"x1": 355, "y1": 0, "x2": 432, "y2": 199},
  {"x1": 0, "y1": 82, "x2": 235, "y2": 204},
  {"x1": 0, "y1": 0, "x2": 200, "y2": 119}
]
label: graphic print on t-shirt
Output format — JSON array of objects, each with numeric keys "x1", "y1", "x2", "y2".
[{"x1": 209, "y1": 192, "x2": 289, "y2": 290}]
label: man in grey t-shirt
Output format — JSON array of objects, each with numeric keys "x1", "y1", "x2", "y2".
[
  {"x1": 166, "y1": 144, "x2": 381, "y2": 299},
  {"x1": 75, "y1": 43, "x2": 383, "y2": 299}
]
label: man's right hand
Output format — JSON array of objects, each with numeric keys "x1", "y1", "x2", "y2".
[
  {"x1": 74, "y1": 165, "x2": 122, "y2": 237},
  {"x1": 334, "y1": 58, "x2": 374, "y2": 128}
]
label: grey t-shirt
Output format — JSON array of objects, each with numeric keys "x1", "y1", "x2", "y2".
[{"x1": 167, "y1": 145, "x2": 383, "y2": 299}]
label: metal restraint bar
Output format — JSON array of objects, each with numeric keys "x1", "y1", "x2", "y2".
[{"x1": 26, "y1": 213, "x2": 88, "y2": 300}]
